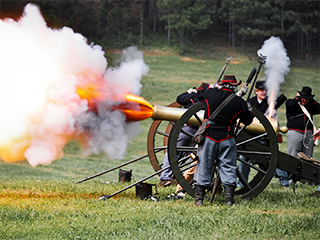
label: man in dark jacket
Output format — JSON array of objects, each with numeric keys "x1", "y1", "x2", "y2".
[
  {"x1": 159, "y1": 82, "x2": 209, "y2": 187},
  {"x1": 286, "y1": 86, "x2": 320, "y2": 193},
  {"x1": 286, "y1": 86, "x2": 320, "y2": 158},
  {"x1": 238, "y1": 81, "x2": 289, "y2": 187},
  {"x1": 193, "y1": 75, "x2": 254, "y2": 207}
]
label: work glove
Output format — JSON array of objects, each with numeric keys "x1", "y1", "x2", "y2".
[
  {"x1": 314, "y1": 128, "x2": 320, "y2": 142},
  {"x1": 247, "y1": 102, "x2": 252, "y2": 112},
  {"x1": 186, "y1": 88, "x2": 197, "y2": 94},
  {"x1": 236, "y1": 85, "x2": 248, "y2": 97},
  {"x1": 209, "y1": 82, "x2": 218, "y2": 89}
]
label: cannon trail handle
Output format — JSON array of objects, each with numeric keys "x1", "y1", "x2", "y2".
[{"x1": 73, "y1": 153, "x2": 150, "y2": 184}]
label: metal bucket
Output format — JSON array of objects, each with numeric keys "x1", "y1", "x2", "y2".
[
  {"x1": 135, "y1": 182, "x2": 154, "y2": 199},
  {"x1": 119, "y1": 169, "x2": 132, "y2": 182}
]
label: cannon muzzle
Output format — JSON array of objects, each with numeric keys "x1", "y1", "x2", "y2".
[
  {"x1": 152, "y1": 104, "x2": 288, "y2": 134},
  {"x1": 239, "y1": 117, "x2": 288, "y2": 134}
]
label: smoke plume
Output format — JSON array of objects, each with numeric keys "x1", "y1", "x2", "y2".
[
  {"x1": 0, "y1": 4, "x2": 150, "y2": 167},
  {"x1": 257, "y1": 36, "x2": 290, "y2": 110}
]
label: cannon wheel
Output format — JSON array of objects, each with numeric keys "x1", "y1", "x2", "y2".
[
  {"x1": 168, "y1": 102, "x2": 279, "y2": 200},
  {"x1": 147, "y1": 102, "x2": 181, "y2": 173}
]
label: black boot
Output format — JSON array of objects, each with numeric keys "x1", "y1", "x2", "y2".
[
  {"x1": 224, "y1": 185, "x2": 235, "y2": 207},
  {"x1": 194, "y1": 185, "x2": 206, "y2": 207}
]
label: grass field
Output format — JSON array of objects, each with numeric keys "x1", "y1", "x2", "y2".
[{"x1": 1, "y1": 47, "x2": 320, "y2": 239}]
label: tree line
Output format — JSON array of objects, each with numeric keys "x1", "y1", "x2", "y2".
[{"x1": 0, "y1": 0, "x2": 319, "y2": 58}]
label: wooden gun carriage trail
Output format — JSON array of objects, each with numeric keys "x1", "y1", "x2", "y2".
[{"x1": 74, "y1": 56, "x2": 320, "y2": 201}]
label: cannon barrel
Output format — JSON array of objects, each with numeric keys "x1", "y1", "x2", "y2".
[
  {"x1": 238, "y1": 117, "x2": 288, "y2": 134},
  {"x1": 152, "y1": 104, "x2": 288, "y2": 134},
  {"x1": 152, "y1": 104, "x2": 204, "y2": 126}
]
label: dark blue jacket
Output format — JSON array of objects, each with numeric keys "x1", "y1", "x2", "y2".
[
  {"x1": 286, "y1": 96, "x2": 320, "y2": 132},
  {"x1": 197, "y1": 88, "x2": 253, "y2": 142}
]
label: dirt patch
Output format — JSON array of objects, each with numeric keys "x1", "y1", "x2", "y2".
[
  {"x1": 143, "y1": 49, "x2": 178, "y2": 56},
  {"x1": 230, "y1": 60, "x2": 242, "y2": 64},
  {"x1": 182, "y1": 57, "x2": 206, "y2": 63},
  {"x1": 182, "y1": 57, "x2": 195, "y2": 61}
]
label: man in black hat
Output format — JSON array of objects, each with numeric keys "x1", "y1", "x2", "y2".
[
  {"x1": 286, "y1": 86, "x2": 320, "y2": 166},
  {"x1": 193, "y1": 75, "x2": 253, "y2": 207},
  {"x1": 237, "y1": 80, "x2": 289, "y2": 187}
]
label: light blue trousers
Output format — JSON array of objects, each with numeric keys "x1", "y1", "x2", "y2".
[
  {"x1": 287, "y1": 130, "x2": 314, "y2": 157},
  {"x1": 194, "y1": 137, "x2": 237, "y2": 187},
  {"x1": 160, "y1": 125, "x2": 197, "y2": 180},
  {"x1": 286, "y1": 129, "x2": 314, "y2": 187}
]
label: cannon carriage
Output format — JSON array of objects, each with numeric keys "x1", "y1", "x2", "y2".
[{"x1": 148, "y1": 101, "x2": 320, "y2": 201}]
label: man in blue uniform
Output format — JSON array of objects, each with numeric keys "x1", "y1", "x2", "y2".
[
  {"x1": 286, "y1": 86, "x2": 320, "y2": 157},
  {"x1": 159, "y1": 82, "x2": 209, "y2": 187},
  {"x1": 286, "y1": 86, "x2": 320, "y2": 193},
  {"x1": 238, "y1": 81, "x2": 288, "y2": 188},
  {"x1": 193, "y1": 75, "x2": 254, "y2": 206}
]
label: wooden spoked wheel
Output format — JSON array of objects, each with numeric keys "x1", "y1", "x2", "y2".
[
  {"x1": 147, "y1": 102, "x2": 181, "y2": 174},
  {"x1": 167, "y1": 102, "x2": 279, "y2": 200}
]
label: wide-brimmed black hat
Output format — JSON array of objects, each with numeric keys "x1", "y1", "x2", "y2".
[
  {"x1": 197, "y1": 82, "x2": 209, "y2": 90},
  {"x1": 218, "y1": 75, "x2": 242, "y2": 86},
  {"x1": 298, "y1": 86, "x2": 315, "y2": 100},
  {"x1": 255, "y1": 81, "x2": 266, "y2": 90}
]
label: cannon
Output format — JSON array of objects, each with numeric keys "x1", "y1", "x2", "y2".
[
  {"x1": 147, "y1": 101, "x2": 320, "y2": 200},
  {"x1": 146, "y1": 56, "x2": 320, "y2": 200},
  {"x1": 76, "y1": 56, "x2": 320, "y2": 202}
]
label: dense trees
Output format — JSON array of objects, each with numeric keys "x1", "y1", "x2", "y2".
[
  {"x1": 158, "y1": 0, "x2": 216, "y2": 51},
  {"x1": 0, "y1": 0, "x2": 318, "y2": 57}
]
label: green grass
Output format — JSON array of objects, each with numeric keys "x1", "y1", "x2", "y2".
[{"x1": 0, "y1": 47, "x2": 320, "y2": 239}]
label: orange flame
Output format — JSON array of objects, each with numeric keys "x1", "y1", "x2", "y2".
[
  {"x1": 76, "y1": 83, "x2": 153, "y2": 122},
  {"x1": 114, "y1": 94, "x2": 154, "y2": 121},
  {"x1": 76, "y1": 80, "x2": 107, "y2": 110},
  {"x1": 0, "y1": 4, "x2": 153, "y2": 166}
]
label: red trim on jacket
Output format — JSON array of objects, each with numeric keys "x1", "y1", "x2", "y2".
[
  {"x1": 223, "y1": 88, "x2": 233, "y2": 93},
  {"x1": 206, "y1": 135, "x2": 234, "y2": 142},
  {"x1": 288, "y1": 128, "x2": 313, "y2": 133},
  {"x1": 230, "y1": 110, "x2": 241, "y2": 123},
  {"x1": 205, "y1": 99, "x2": 210, "y2": 119}
]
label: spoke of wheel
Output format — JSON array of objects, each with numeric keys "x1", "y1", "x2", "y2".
[
  {"x1": 237, "y1": 150, "x2": 271, "y2": 156},
  {"x1": 176, "y1": 154, "x2": 191, "y2": 163},
  {"x1": 178, "y1": 160, "x2": 196, "y2": 170},
  {"x1": 235, "y1": 125, "x2": 246, "y2": 138},
  {"x1": 237, "y1": 156, "x2": 267, "y2": 174},
  {"x1": 176, "y1": 146, "x2": 196, "y2": 152},
  {"x1": 179, "y1": 163, "x2": 197, "y2": 173},
  {"x1": 180, "y1": 128, "x2": 195, "y2": 138},
  {"x1": 155, "y1": 130, "x2": 170, "y2": 137},
  {"x1": 193, "y1": 112, "x2": 203, "y2": 125},
  {"x1": 153, "y1": 146, "x2": 168, "y2": 151},
  {"x1": 236, "y1": 168, "x2": 253, "y2": 190},
  {"x1": 236, "y1": 132, "x2": 268, "y2": 147},
  {"x1": 152, "y1": 148, "x2": 165, "y2": 167}
]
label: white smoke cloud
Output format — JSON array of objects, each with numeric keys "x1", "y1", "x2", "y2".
[
  {"x1": 0, "y1": 4, "x2": 149, "y2": 166},
  {"x1": 257, "y1": 36, "x2": 290, "y2": 106}
]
